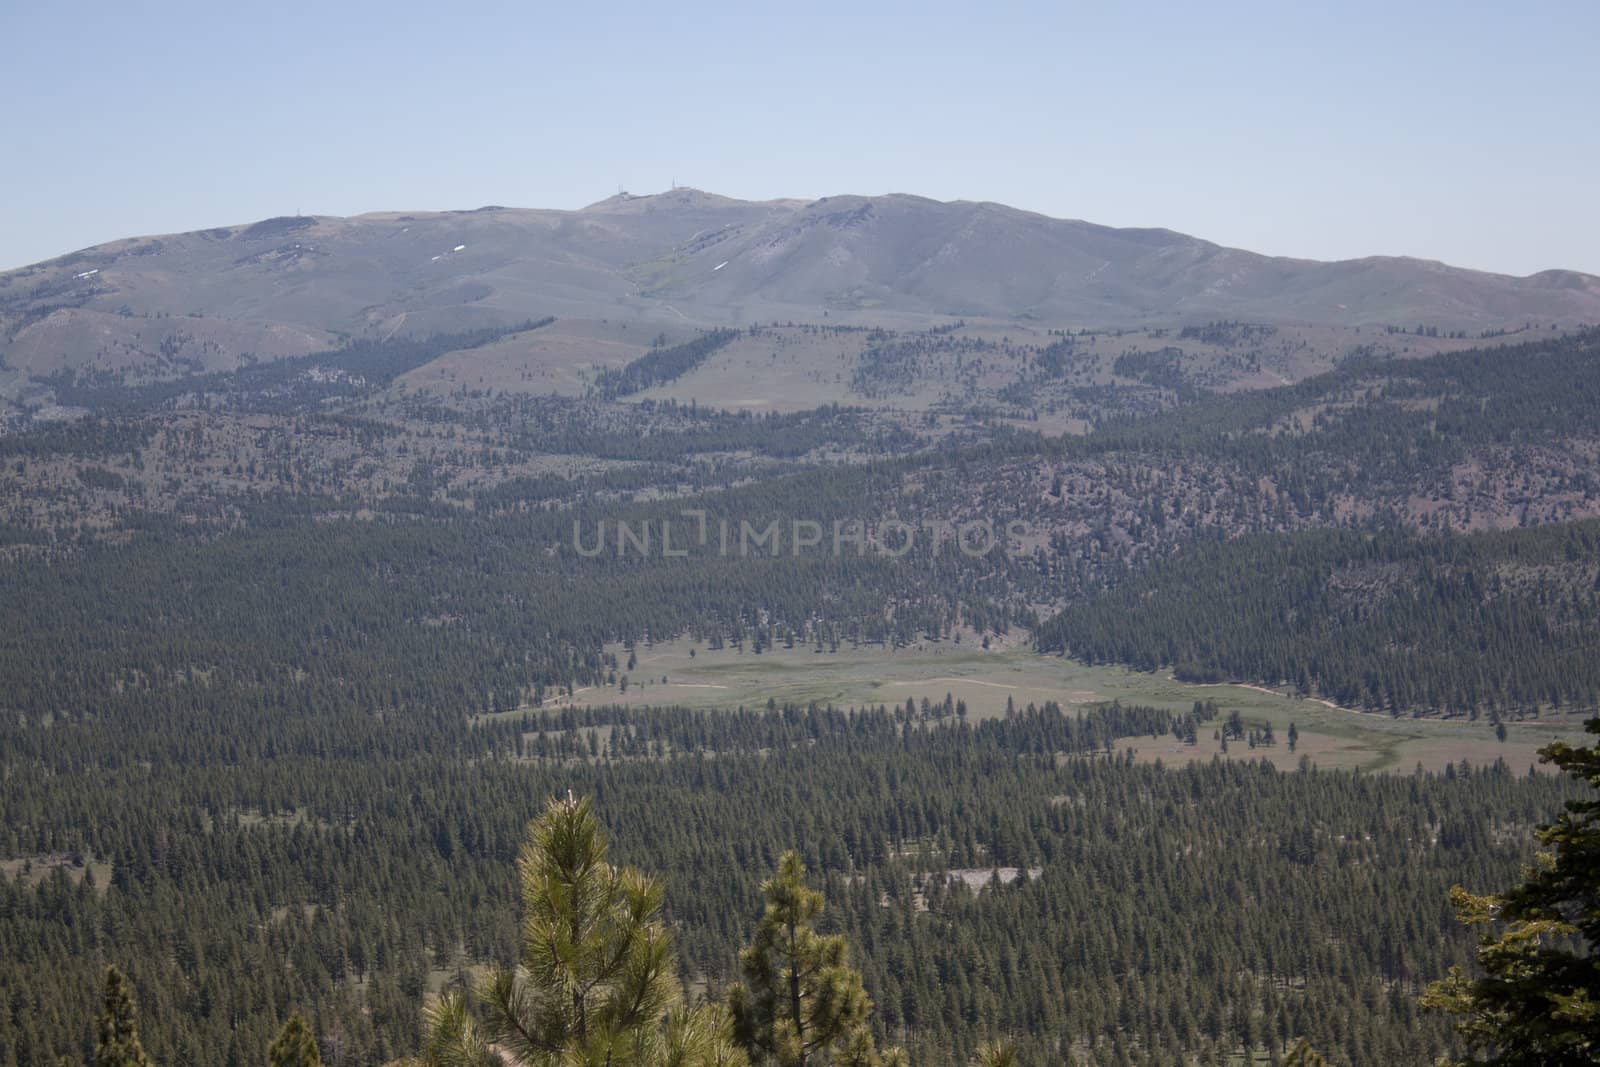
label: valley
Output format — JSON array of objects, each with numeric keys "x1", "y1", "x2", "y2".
[
  {"x1": 3, "y1": 193, "x2": 1599, "y2": 1067},
  {"x1": 543, "y1": 639, "x2": 1588, "y2": 774}
]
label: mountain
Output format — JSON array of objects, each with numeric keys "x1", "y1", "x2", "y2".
[{"x1": 3, "y1": 188, "x2": 1598, "y2": 383}]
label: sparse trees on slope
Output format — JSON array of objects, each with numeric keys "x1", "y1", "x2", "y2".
[
  {"x1": 1423, "y1": 718, "x2": 1600, "y2": 1064},
  {"x1": 728, "y1": 851, "x2": 899, "y2": 1066}
]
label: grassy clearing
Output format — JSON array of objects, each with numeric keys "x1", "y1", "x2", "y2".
[
  {"x1": 399, "y1": 319, "x2": 652, "y2": 396},
  {"x1": 635, "y1": 327, "x2": 868, "y2": 412},
  {"x1": 0, "y1": 853, "x2": 112, "y2": 890},
  {"x1": 544, "y1": 638, "x2": 1588, "y2": 775}
]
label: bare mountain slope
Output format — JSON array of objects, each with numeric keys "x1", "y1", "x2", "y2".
[
  {"x1": 2, "y1": 188, "x2": 1596, "y2": 384},
  {"x1": 645, "y1": 193, "x2": 1600, "y2": 324}
]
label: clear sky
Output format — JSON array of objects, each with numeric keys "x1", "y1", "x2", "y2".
[{"x1": 3, "y1": 0, "x2": 1596, "y2": 275}]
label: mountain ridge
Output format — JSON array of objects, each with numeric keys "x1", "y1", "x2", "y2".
[{"x1": 3, "y1": 188, "x2": 1597, "y2": 387}]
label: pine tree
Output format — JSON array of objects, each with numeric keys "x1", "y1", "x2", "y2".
[
  {"x1": 267, "y1": 1013, "x2": 321, "y2": 1067},
  {"x1": 1282, "y1": 1038, "x2": 1327, "y2": 1066},
  {"x1": 971, "y1": 1039, "x2": 1018, "y2": 1066},
  {"x1": 420, "y1": 794, "x2": 744, "y2": 1067},
  {"x1": 728, "y1": 851, "x2": 898, "y2": 1066},
  {"x1": 1423, "y1": 718, "x2": 1600, "y2": 1063},
  {"x1": 91, "y1": 967, "x2": 153, "y2": 1067}
]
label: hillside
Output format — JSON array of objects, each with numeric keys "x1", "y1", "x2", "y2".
[
  {"x1": 5, "y1": 301, "x2": 1600, "y2": 1066},
  {"x1": 1037, "y1": 522, "x2": 1600, "y2": 715},
  {"x1": 3, "y1": 189, "x2": 1596, "y2": 397}
]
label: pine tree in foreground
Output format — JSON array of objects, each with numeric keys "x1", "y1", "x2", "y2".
[
  {"x1": 971, "y1": 1039, "x2": 1018, "y2": 1067},
  {"x1": 417, "y1": 794, "x2": 745, "y2": 1067},
  {"x1": 91, "y1": 967, "x2": 153, "y2": 1067},
  {"x1": 1423, "y1": 717, "x2": 1600, "y2": 1064},
  {"x1": 268, "y1": 1013, "x2": 322, "y2": 1067},
  {"x1": 1282, "y1": 1038, "x2": 1328, "y2": 1066},
  {"x1": 727, "y1": 851, "x2": 903, "y2": 1066}
]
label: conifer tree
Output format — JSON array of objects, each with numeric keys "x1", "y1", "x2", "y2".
[
  {"x1": 267, "y1": 1013, "x2": 322, "y2": 1067},
  {"x1": 728, "y1": 851, "x2": 898, "y2": 1066},
  {"x1": 420, "y1": 794, "x2": 744, "y2": 1067},
  {"x1": 417, "y1": 991, "x2": 493, "y2": 1067},
  {"x1": 971, "y1": 1040, "x2": 1018, "y2": 1066},
  {"x1": 1423, "y1": 719, "x2": 1600, "y2": 1063},
  {"x1": 1282, "y1": 1038, "x2": 1327, "y2": 1066},
  {"x1": 91, "y1": 967, "x2": 153, "y2": 1067}
]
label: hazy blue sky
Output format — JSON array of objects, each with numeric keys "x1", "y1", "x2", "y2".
[{"x1": 3, "y1": 0, "x2": 1596, "y2": 274}]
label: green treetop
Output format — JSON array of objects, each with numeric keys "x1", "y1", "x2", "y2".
[
  {"x1": 267, "y1": 1013, "x2": 322, "y2": 1067},
  {"x1": 1423, "y1": 717, "x2": 1600, "y2": 1064},
  {"x1": 419, "y1": 793, "x2": 744, "y2": 1067},
  {"x1": 728, "y1": 851, "x2": 900, "y2": 1066},
  {"x1": 91, "y1": 967, "x2": 153, "y2": 1067}
]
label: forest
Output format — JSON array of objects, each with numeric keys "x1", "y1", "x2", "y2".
[
  {"x1": 4, "y1": 698, "x2": 1583, "y2": 1065},
  {"x1": 1037, "y1": 521, "x2": 1600, "y2": 717},
  {"x1": 3, "y1": 323, "x2": 1599, "y2": 1065}
]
